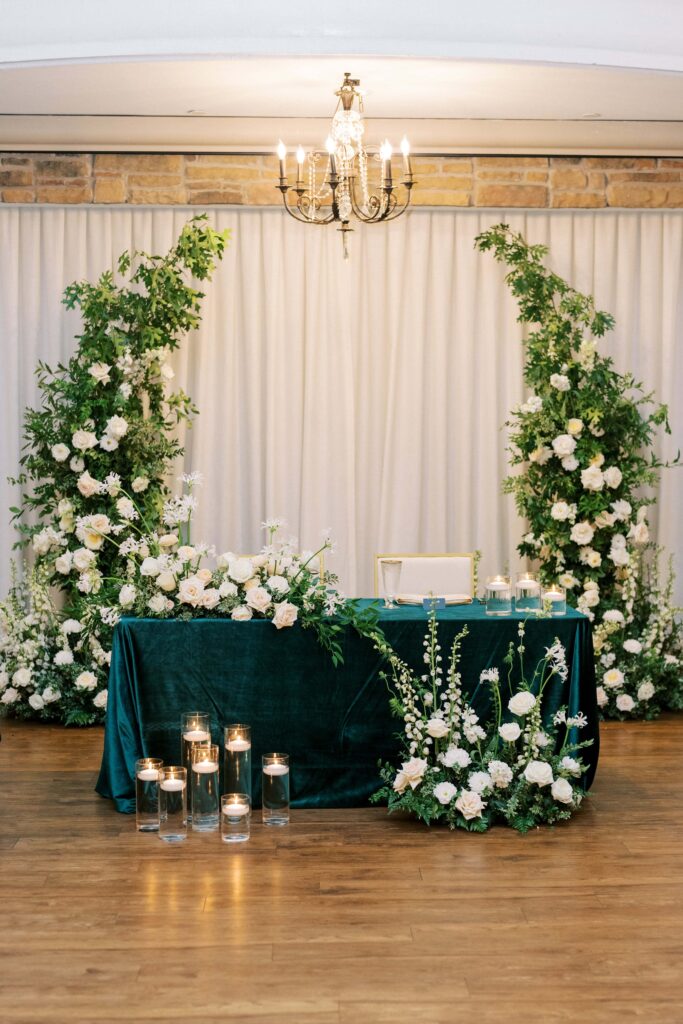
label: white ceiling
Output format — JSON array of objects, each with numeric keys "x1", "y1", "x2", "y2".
[{"x1": 1, "y1": 2, "x2": 683, "y2": 153}]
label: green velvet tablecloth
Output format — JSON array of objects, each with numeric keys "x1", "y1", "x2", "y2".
[{"x1": 96, "y1": 602, "x2": 598, "y2": 812}]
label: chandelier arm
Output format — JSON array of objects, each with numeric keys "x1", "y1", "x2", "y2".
[
  {"x1": 348, "y1": 178, "x2": 384, "y2": 223},
  {"x1": 380, "y1": 185, "x2": 414, "y2": 221},
  {"x1": 280, "y1": 189, "x2": 337, "y2": 225}
]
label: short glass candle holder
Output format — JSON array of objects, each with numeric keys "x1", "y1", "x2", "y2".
[
  {"x1": 485, "y1": 575, "x2": 512, "y2": 616},
  {"x1": 191, "y1": 743, "x2": 220, "y2": 832},
  {"x1": 158, "y1": 766, "x2": 187, "y2": 843},
  {"x1": 262, "y1": 753, "x2": 290, "y2": 826},
  {"x1": 181, "y1": 711, "x2": 211, "y2": 819},
  {"x1": 135, "y1": 757, "x2": 163, "y2": 832},
  {"x1": 224, "y1": 724, "x2": 252, "y2": 800},
  {"x1": 515, "y1": 572, "x2": 542, "y2": 613},
  {"x1": 221, "y1": 793, "x2": 251, "y2": 843},
  {"x1": 543, "y1": 584, "x2": 567, "y2": 616}
]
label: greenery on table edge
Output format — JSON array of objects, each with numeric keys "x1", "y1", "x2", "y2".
[{"x1": 474, "y1": 224, "x2": 683, "y2": 720}]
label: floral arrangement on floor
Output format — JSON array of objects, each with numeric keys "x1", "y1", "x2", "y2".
[
  {"x1": 474, "y1": 224, "x2": 682, "y2": 720},
  {"x1": 0, "y1": 218, "x2": 229, "y2": 723},
  {"x1": 372, "y1": 616, "x2": 593, "y2": 832}
]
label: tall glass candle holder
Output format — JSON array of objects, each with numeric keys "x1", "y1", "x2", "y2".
[
  {"x1": 158, "y1": 766, "x2": 187, "y2": 843},
  {"x1": 181, "y1": 712, "x2": 211, "y2": 818},
  {"x1": 543, "y1": 584, "x2": 567, "y2": 616},
  {"x1": 135, "y1": 757, "x2": 163, "y2": 832},
  {"x1": 224, "y1": 724, "x2": 252, "y2": 800},
  {"x1": 191, "y1": 743, "x2": 220, "y2": 832},
  {"x1": 485, "y1": 575, "x2": 512, "y2": 616},
  {"x1": 262, "y1": 753, "x2": 290, "y2": 826},
  {"x1": 221, "y1": 793, "x2": 251, "y2": 843},
  {"x1": 515, "y1": 572, "x2": 541, "y2": 613}
]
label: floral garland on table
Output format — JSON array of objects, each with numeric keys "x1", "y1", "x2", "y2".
[
  {"x1": 372, "y1": 616, "x2": 593, "y2": 832},
  {"x1": 474, "y1": 224, "x2": 683, "y2": 720}
]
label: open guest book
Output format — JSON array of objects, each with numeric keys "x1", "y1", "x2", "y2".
[{"x1": 395, "y1": 593, "x2": 473, "y2": 606}]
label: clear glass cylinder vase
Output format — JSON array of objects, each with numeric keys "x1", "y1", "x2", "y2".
[
  {"x1": 181, "y1": 711, "x2": 211, "y2": 820},
  {"x1": 158, "y1": 766, "x2": 187, "y2": 843},
  {"x1": 543, "y1": 584, "x2": 567, "y2": 616},
  {"x1": 221, "y1": 793, "x2": 251, "y2": 843},
  {"x1": 224, "y1": 724, "x2": 252, "y2": 801},
  {"x1": 135, "y1": 757, "x2": 163, "y2": 832},
  {"x1": 191, "y1": 743, "x2": 220, "y2": 832},
  {"x1": 262, "y1": 753, "x2": 290, "y2": 826},
  {"x1": 485, "y1": 575, "x2": 512, "y2": 616},
  {"x1": 515, "y1": 572, "x2": 542, "y2": 612}
]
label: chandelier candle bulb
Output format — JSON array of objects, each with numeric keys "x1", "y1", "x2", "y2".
[
  {"x1": 224, "y1": 724, "x2": 252, "y2": 800},
  {"x1": 277, "y1": 140, "x2": 287, "y2": 181},
  {"x1": 191, "y1": 744, "x2": 220, "y2": 831},
  {"x1": 296, "y1": 146, "x2": 305, "y2": 188},
  {"x1": 262, "y1": 753, "x2": 290, "y2": 826},
  {"x1": 135, "y1": 757, "x2": 163, "y2": 832},
  {"x1": 158, "y1": 767, "x2": 187, "y2": 842},
  {"x1": 400, "y1": 136, "x2": 412, "y2": 177}
]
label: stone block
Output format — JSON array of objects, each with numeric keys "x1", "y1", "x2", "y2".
[
  {"x1": 129, "y1": 187, "x2": 186, "y2": 204},
  {"x1": 94, "y1": 177, "x2": 126, "y2": 203},
  {"x1": 35, "y1": 156, "x2": 90, "y2": 180},
  {"x1": 187, "y1": 189, "x2": 244, "y2": 205},
  {"x1": 35, "y1": 184, "x2": 93, "y2": 203},
  {"x1": 1, "y1": 188, "x2": 35, "y2": 203},
  {"x1": 95, "y1": 154, "x2": 183, "y2": 173},
  {"x1": 550, "y1": 167, "x2": 587, "y2": 189},
  {"x1": 551, "y1": 191, "x2": 606, "y2": 208},
  {"x1": 606, "y1": 183, "x2": 668, "y2": 207},
  {"x1": 474, "y1": 184, "x2": 548, "y2": 207},
  {"x1": 0, "y1": 169, "x2": 33, "y2": 187}
]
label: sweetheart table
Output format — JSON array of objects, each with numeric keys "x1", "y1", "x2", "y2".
[{"x1": 96, "y1": 602, "x2": 598, "y2": 812}]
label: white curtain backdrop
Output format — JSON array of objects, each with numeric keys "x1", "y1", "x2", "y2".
[{"x1": 1, "y1": 206, "x2": 682, "y2": 600}]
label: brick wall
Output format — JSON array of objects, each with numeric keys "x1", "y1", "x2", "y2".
[{"x1": 2, "y1": 153, "x2": 683, "y2": 207}]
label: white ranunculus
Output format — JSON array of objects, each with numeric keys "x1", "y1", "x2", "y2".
[
  {"x1": 393, "y1": 757, "x2": 429, "y2": 794},
  {"x1": 596, "y1": 685, "x2": 608, "y2": 707},
  {"x1": 200, "y1": 588, "x2": 221, "y2": 610},
  {"x1": 229, "y1": 558, "x2": 254, "y2": 584},
  {"x1": 616, "y1": 693, "x2": 635, "y2": 713},
  {"x1": 105, "y1": 415, "x2": 128, "y2": 440},
  {"x1": 550, "y1": 373, "x2": 570, "y2": 391},
  {"x1": 118, "y1": 584, "x2": 137, "y2": 609},
  {"x1": 77, "y1": 471, "x2": 101, "y2": 498},
  {"x1": 552, "y1": 434, "x2": 576, "y2": 458},
  {"x1": 140, "y1": 557, "x2": 161, "y2": 577},
  {"x1": 147, "y1": 593, "x2": 168, "y2": 614},
  {"x1": 28, "y1": 692, "x2": 45, "y2": 711},
  {"x1": 267, "y1": 574, "x2": 290, "y2": 595},
  {"x1": 54, "y1": 649, "x2": 73, "y2": 666},
  {"x1": 560, "y1": 756, "x2": 582, "y2": 777},
  {"x1": 178, "y1": 576, "x2": 205, "y2": 606},
  {"x1": 581, "y1": 465, "x2": 604, "y2": 491},
  {"x1": 246, "y1": 586, "x2": 272, "y2": 614},
  {"x1": 51, "y1": 443, "x2": 70, "y2": 462},
  {"x1": 231, "y1": 605, "x2": 253, "y2": 621},
  {"x1": 603, "y1": 466, "x2": 622, "y2": 488},
  {"x1": 561, "y1": 455, "x2": 579, "y2": 471},
  {"x1": 440, "y1": 746, "x2": 471, "y2": 769},
  {"x1": 523, "y1": 760, "x2": 554, "y2": 787},
  {"x1": 73, "y1": 548, "x2": 95, "y2": 571},
  {"x1": 177, "y1": 545, "x2": 197, "y2": 563},
  {"x1": 93, "y1": 690, "x2": 108, "y2": 710},
  {"x1": 433, "y1": 781, "x2": 457, "y2": 805},
  {"x1": 603, "y1": 668, "x2": 624, "y2": 689},
  {"x1": 156, "y1": 570, "x2": 176, "y2": 593},
  {"x1": 1, "y1": 687, "x2": 19, "y2": 705},
  {"x1": 158, "y1": 533, "x2": 179, "y2": 550},
  {"x1": 99, "y1": 435, "x2": 118, "y2": 452},
  {"x1": 623, "y1": 639, "x2": 642, "y2": 655},
  {"x1": 551, "y1": 501, "x2": 574, "y2": 522},
  {"x1": 498, "y1": 722, "x2": 522, "y2": 742},
  {"x1": 570, "y1": 521, "x2": 594, "y2": 546},
  {"x1": 629, "y1": 521, "x2": 650, "y2": 545},
  {"x1": 55, "y1": 552, "x2": 73, "y2": 575},
  {"x1": 88, "y1": 361, "x2": 111, "y2": 384},
  {"x1": 551, "y1": 777, "x2": 574, "y2": 804},
  {"x1": 72, "y1": 429, "x2": 98, "y2": 451},
  {"x1": 611, "y1": 499, "x2": 632, "y2": 521},
  {"x1": 637, "y1": 681, "x2": 655, "y2": 701},
  {"x1": 426, "y1": 717, "x2": 450, "y2": 739},
  {"x1": 595, "y1": 510, "x2": 616, "y2": 529},
  {"x1": 132, "y1": 476, "x2": 150, "y2": 493},
  {"x1": 218, "y1": 580, "x2": 238, "y2": 599},
  {"x1": 455, "y1": 789, "x2": 485, "y2": 820},
  {"x1": 508, "y1": 691, "x2": 536, "y2": 716},
  {"x1": 488, "y1": 760, "x2": 513, "y2": 788},
  {"x1": 12, "y1": 667, "x2": 32, "y2": 688},
  {"x1": 567, "y1": 418, "x2": 583, "y2": 436},
  {"x1": 468, "y1": 771, "x2": 492, "y2": 794},
  {"x1": 75, "y1": 671, "x2": 98, "y2": 691},
  {"x1": 273, "y1": 601, "x2": 299, "y2": 630}
]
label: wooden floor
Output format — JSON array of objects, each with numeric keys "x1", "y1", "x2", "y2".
[{"x1": 1, "y1": 718, "x2": 683, "y2": 1024}]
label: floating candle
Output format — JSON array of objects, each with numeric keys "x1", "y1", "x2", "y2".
[
  {"x1": 263, "y1": 763, "x2": 289, "y2": 777},
  {"x1": 137, "y1": 767, "x2": 160, "y2": 782},
  {"x1": 192, "y1": 760, "x2": 218, "y2": 774},
  {"x1": 223, "y1": 801, "x2": 249, "y2": 817},
  {"x1": 544, "y1": 590, "x2": 564, "y2": 601},
  {"x1": 226, "y1": 738, "x2": 251, "y2": 753},
  {"x1": 183, "y1": 729, "x2": 210, "y2": 742},
  {"x1": 487, "y1": 581, "x2": 510, "y2": 592},
  {"x1": 160, "y1": 778, "x2": 185, "y2": 792}
]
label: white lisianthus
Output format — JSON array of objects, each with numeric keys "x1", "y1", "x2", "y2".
[
  {"x1": 581, "y1": 465, "x2": 604, "y2": 491},
  {"x1": 560, "y1": 756, "x2": 582, "y2": 777},
  {"x1": 105, "y1": 415, "x2": 129, "y2": 440},
  {"x1": 433, "y1": 781, "x2": 457, "y2": 805},
  {"x1": 455, "y1": 790, "x2": 485, "y2": 820},
  {"x1": 637, "y1": 681, "x2": 655, "y2": 701},
  {"x1": 603, "y1": 466, "x2": 622, "y2": 488},
  {"x1": 93, "y1": 690, "x2": 108, "y2": 710},
  {"x1": 132, "y1": 476, "x2": 150, "y2": 493},
  {"x1": 551, "y1": 434, "x2": 576, "y2": 458},
  {"x1": 561, "y1": 455, "x2": 579, "y2": 471},
  {"x1": 140, "y1": 557, "x2": 161, "y2": 577},
  {"x1": 178, "y1": 576, "x2": 205, "y2": 606},
  {"x1": 70, "y1": 456, "x2": 85, "y2": 473},
  {"x1": 51, "y1": 443, "x2": 70, "y2": 462},
  {"x1": 99, "y1": 434, "x2": 118, "y2": 452},
  {"x1": 200, "y1": 588, "x2": 221, "y2": 610},
  {"x1": 551, "y1": 501, "x2": 575, "y2": 522},
  {"x1": 425, "y1": 717, "x2": 449, "y2": 739},
  {"x1": 440, "y1": 746, "x2": 471, "y2": 769},
  {"x1": 629, "y1": 521, "x2": 650, "y2": 545},
  {"x1": 218, "y1": 580, "x2": 238, "y2": 599},
  {"x1": 616, "y1": 694, "x2": 635, "y2": 713},
  {"x1": 611, "y1": 499, "x2": 632, "y2": 521},
  {"x1": 508, "y1": 691, "x2": 536, "y2": 716},
  {"x1": 55, "y1": 552, "x2": 73, "y2": 575},
  {"x1": 147, "y1": 593, "x2": 168, "y2": 614},
  {"x1": 156, "y1": 570, "x2": 176, "y2": 593},
  {"x1": 488, "y1": 760, "x2": 513, "y2": 788},
  {"x1": 75, "y1": 671, "x2": 98, "y2": 691},
  {"x1": 229, "y1": 558, "x2": 255, "y2": 584},
  {"x1": 533, "y1": 731, "x2": 551, "y2": 748},
  {"x1": 596, "y1": 685, "x2": 608, "y2": 707},
  {"x1": 468, "y1": 771, "x2": 492, "y2": 794},
  {"x1": 393, "y1": 757, "x2": 429, "y2": 794},
  {"x1": 570, "y1": 521, "x2": 594, "y2": 546},
  {"x1": 54, "y1": 649, "x2": 74, "y2": 666},
  {"x1": 550, "y1": 373, "x2": 570, "y2": 391},
  {"x1": 12, "y1": 667, "x2": 32, "y2": 688},
  {"x1": 267, "y1": 575, "x2": 290, "y2": 595},
  {"x1": 529, "y1": 446, "x2": 552, "y2": 465},
  {"x1": 603, "y1": 668, "x2": 624, "y2": 689},
  {"x1": 523, "y1": 760, "x2": 554, "y2": 787},
  {"x1": 231, "y1": 605, "x2": 253, "y2": 621},
  {"x1": 73, "y1": 547, "x2": 96, "y2": 571},
  {"x1": 77, "y1": 471, "x2": 101, "y2": 498},
  {"x1": 28, "y1": 693, "x2": 45, "y2": 711},
  {"x1": 88, "y1": 361, "x2": 111, "y2": 384},
  {"x1": 246, "y1": 586, "x2": 272, "y2": 614},
  {"x1": 272, "y1": 601, "x2": 298, "y2": 630},
  {"x1": 1, "y1": 687, "x2": 19, "y2": 705},
  {"x1": 551, "y1": 777, "x2": 574, "y2": 804},
  {"x1": 623, "y1": 639, "x2": 642, "y2": 655},
  {"x1": 567, "y1": 418, "x2": 583, "y2": 435},
  {"x1": 72, "y1": 429, "x2": 98, "y2": 451},
  {"x1": 498, "y1": 722, "x2": 522, "y2": 742},
  {"x1": 118, "y1": 584, "x2": 137, "y2": 609}
]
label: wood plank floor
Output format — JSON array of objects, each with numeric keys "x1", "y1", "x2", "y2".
[{"x1": 1, "y1": 716, "x2": 683, "y2": 1023}]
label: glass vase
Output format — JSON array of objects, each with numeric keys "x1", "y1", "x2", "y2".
[
  {"x1": 191, "y1": 743, "x2": 220, "y2": 832},
  {"x1": 262, "y1": 753, "x2": 290, "y2": 826},
  {"x1": 224, "y1": 724, "x2": 252, "y2": 800},
  {"x1": 158, "y1": 766, "x2": 187, "y2": 843},
  {"x1": 135, "y1": 757, "x2": 163, "y2": 832}
]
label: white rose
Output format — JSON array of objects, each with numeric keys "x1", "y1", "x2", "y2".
[
  {"x1": 229, "y1": 558, "x2": 255, "y2": 584},
  {"x1": 581, "y1": 465, "x2": 605, "y2": 491},
  {"x1": 93, "y1": 690, "x2": 108, "y2": 710},
  {"x1": 570, "y1": 521, "x2": 594, "y2": 546},
  {"x1": 603, "y1": 609, "x2": 625, "y2": 625},
  {"x1": 273, "y1": 601, "x2": 298, "y2": 630},
  {"x1": 498, "y1": 722, "x2": 522, "y2": 742},
  {"x1": 521, "y1": 394, "x2": 543, "y2": 413},
  {"x1": 596, "y1": 685, "x2": 608, "y2": 707},
  {"x1": 73, "y1": 548, "x2": 96, "y2": 571},
  {"x1": 550, "y1": 373, "x2": 570, "y2": 391},
  {"x1": 77, "y1": 471, "x2": 101, "y2": 498},
  {"x1": 595, "y1": 510, "x2": 616, "y2": 529},
  {"x1": 70, "y1": 456, "x2": 85, "y2": 473},
  {"x1": 218, "y1": 580, "x2": 238, "y2": 599},
  {"x1": 426, "y1": 717, "x2": 449, "y2": 739},
  {"x1": 28, "y1": 692, "x2": 45, "y2": 711},
  {"x1": 623, "y1": 639, "x2": 642, "y2": 655},
  {"x1": 118, "y1": 584, "x2": 137, "y2": 609},
  {"x1": 551, "y1": 434, "x2": 576, "y2": 458},
  {"x1": 72, "y1": 429, "x2": 98, "y2": 451},
  {"x1": 216, "y1": 551, "x2": 237, "y2": 569},
  {"x1": 267, "y1": 575, "x2": 290, "y2": 595},
  {"x1": 590, "y1": 453, "x2": 605, "y2": 468},
  {"x1": 132, "y1": 476, "x2": 150, "y2": 493},
  {"x1": 616, "y1": 694, "x2": 635, "y2": 713},
  {"x1": 609, "y1": 544, "x2": 630, "y2": 567},
  {"x1": 1, "y1": 687, "x2": 19, "y2": 705},
  {"x1": 559, "y1": 572, "x2": 579, "y2": 589},
  {"x1": 32, "y1": 530, "x2": 53, "y2": 556},
  {"x1": 231, "y1": 605, "x2": 254, "y2": 621},
  {"x1": 523, "y1": 760, "x2": 554, "y2": 787},
  {"x1": 468, "y1": 771, "x2": 492, "y2": 794},
  {"x1": 551, "y1": 777, "x2": 574, "y2": 804},
  {"x1": 603, "y1": 668, "x2": 624, "y2": 689},
  {"x1": 75, "y1": 671, "x2": 98, "y2": 691},
  {"x1": 55, "y1": 552, "x2": 73, "y2": 575},
  {"x1": 105, "y1": 415, "x2": 128, "y2": 440},
  {"x1": 583, "y1": 589, "x2": 600, "y2": 608},
  {"x1": 611, "y1": 499, "x2": 632, "y2": 521},
  {"x1": 567, "y1": 418, "x2": 583, "y2": 436},
  {"x1": 178, "y1": 576, "x2": 205, "y2": 606},
  {"x1": 177, "y1": 545, "x2": 197, "y2": 563},
  {"x1": 551, "y1": 501, "x2": 574, "y2": 522},
  {"x1": 200, "y1": 588, "x2": 221, "y2": 610},
  {"x1": 156, "y1": 570, "x2": 176, "y2": 593},
  {"x1": 13, "y1": 667, "x2": 32, "y2": 688},
  {"x1": 100, "y1": 435, "x2": 119, "y2": 452},
  {"x1": 455, "y1": 790, "x2": 485, "y2": 820},
  {"x1": 508, "y1": 691, "x2": 536, "y2": 716},
  {"x1": 61, "y1": 618, "x2": 83, "y2": 634},
  {"x1": 51, "y1": 443, "x2": 70, "y2": 462},
  {"x1": 488, "y1": 760, "x2": 513, "y2": 788},
  {"x1": 637, "y1": 681, "x2": 655, "y2": 701},
  {"x1": 560, "y1": 756, "x2": 582, "y2": 777},
  {"x1": 54, "y1": 650, "x2": 73, "y2": 666},
  {"x1": 561, "y1": 455, "x2": 579, "y2": 471},
  {"x1": 246, "y1": 586, "x2": 272, "y2": 614},
  {"x1": 393, "y1": 756, "x2": 428, "y2": 793},
  {"x1": 138, "y1": 557, "x2": 159, "y2": 578},
  {"x1": 433, "y1": 781, "x2": 457, "y2": 805},
  {"x1": 440, "y1": 747, "x2": 471, "y2": 769},
  {"x1": 603, "y1": 466, "x2": 622, "y2": 488},
  {"x1": 629, "y1": 521, "x2": 650, "y2": 545},
  {"x1": 88, "y1": 361, "x2": 111, "y2": 384},
  {"x1": 533, "y1": 731, "x2": 551, "y2": 747},
  {"x1": 41, "y1": 686, "x2": 61, "y2": 704},
  {"x1": 147, "y1": 593, "x2": 168, "y2": 614}
]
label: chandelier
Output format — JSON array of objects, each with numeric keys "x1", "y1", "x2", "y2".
[{"x1": 275, "y1": 72, "x2": 415, "y2": 257}]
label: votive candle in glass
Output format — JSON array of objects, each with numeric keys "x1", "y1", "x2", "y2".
[
  {"x1": 158, "y1": 766, "x2": 187, "y2": 843},
  {"x1": 224, "y1": 724, "x2": 252, "y2": 800},
  {"x1": 485, "y1": 575, "x2": 512, "y2": 616},
  {"x1": 262, "y1": 753, "x2": 290, "y2": 826},
  {"x1": 543, "y1": 584, "x2": 567, "y2": 616},
  {"x1": 181, "y1": 711, "x2": 211, "y2": 817},
  {"x1": 191, "y1": 743, "x2": 220, "y2": 832},
  {"x1": 135, "y1": 757, "x2": 163, "y2": 832},
  {"x1": 221, "y1": 793, "x2": 251, "y2": 843},
  {"x1": 515, "y1": 571, "x2": 542, "y2": 613}
]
